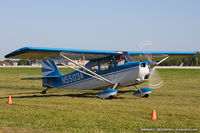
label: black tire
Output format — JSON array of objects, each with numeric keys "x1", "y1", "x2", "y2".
[{"x1": 143, "y1": 94, "x2": 149, "y2": 98}]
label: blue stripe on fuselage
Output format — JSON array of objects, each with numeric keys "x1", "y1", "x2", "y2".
[
  {"x1": 53, "y1": 61, "x2": 142, "y2": 88},
  {"x1": 59, "y1": 66, "x2": 137, "y2": 88}
]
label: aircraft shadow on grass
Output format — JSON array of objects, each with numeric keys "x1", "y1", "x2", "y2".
[{"x1": 0, "y1": 90, "x2": 134, "y2": 99}]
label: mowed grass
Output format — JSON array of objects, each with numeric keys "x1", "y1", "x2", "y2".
[{"x1": 0, "y1": 67, "x2": 199, "y2": 133}]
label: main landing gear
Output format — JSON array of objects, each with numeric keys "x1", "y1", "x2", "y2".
[{"x1": 98, "y1": 83, "x2": 118, "y2": 99}]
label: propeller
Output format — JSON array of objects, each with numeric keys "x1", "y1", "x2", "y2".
[
  {"x1": 148, "y1": 56, "x2": 170, "y2": 89},
  {"x1": 148, "y1": 67, "x2": 164, "y2": 89},
  {"x1": 138, "y1": 41, "x2": 164, "y2": 89}
]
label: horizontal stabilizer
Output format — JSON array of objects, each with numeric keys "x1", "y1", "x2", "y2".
[{"x1": 21, "y1": 76, "x2": 57, "y2": 80}]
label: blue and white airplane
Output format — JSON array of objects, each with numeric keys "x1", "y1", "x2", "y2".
[{"x1": 5, "y1": 47, "x2": 196, "y2": 99}]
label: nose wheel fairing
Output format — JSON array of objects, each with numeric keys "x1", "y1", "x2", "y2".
[{"x1": 133, "y1": 87, "x2": 152, "y2": 98}]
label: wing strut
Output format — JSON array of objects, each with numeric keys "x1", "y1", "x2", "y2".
[
  {"x1": 59, "y1": 53, "x2": 113, "y2": 84},
  {"x1": 157, "y1": 56, "x2": 169, "y2": 65},
  {"x1": 61, "y1": 63, "x2": 110, "y2": 82}
]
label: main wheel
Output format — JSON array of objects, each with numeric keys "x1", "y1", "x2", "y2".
[{"x1": 143, "y1": 94, "x2": 149, "y2": 98}]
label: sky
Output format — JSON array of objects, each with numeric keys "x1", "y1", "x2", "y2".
[{"x1": 0, "y1": 0, "x2": 200, "y2": 60}]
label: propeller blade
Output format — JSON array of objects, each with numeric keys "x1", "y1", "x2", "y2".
[{"x1": 148, "y1": 68, "x2": 164, "y2": 89}]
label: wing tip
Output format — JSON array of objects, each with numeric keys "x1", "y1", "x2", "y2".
[{"x1": 5, "y1": 47, "x2": 31, "y2": 58}]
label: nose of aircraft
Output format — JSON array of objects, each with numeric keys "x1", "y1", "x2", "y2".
[{"x1": 135, "y1": 62, "x2": 151, "y2": 83}]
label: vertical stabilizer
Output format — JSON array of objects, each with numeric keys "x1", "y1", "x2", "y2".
[
  {"x1": 42, "y1": 60, "x2": 62, "y2": 77},
  {"x1": 42, "y1": 60, "x2": 62, "y2": 88}
]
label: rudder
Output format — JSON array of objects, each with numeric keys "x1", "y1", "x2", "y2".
[{"x1": 42, "y1": 60, "x2": 62, "y2": 88}]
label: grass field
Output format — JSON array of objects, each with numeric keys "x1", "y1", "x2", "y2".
[{"x1": 0, "y1": 67, "x2": 199, "y2": 133}]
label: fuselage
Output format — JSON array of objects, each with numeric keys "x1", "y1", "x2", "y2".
[{"x1": 49, "y1": 61, "x2": 151, "y2": 90}]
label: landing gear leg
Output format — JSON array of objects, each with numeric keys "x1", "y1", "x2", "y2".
[
  {"x1": 42, "y1": 88, "x2": 49, "y2": 94},
  {"x1": 134, "y1": 85, "x2": 143, "y2": 93},
  {"x1": 113, "y1": 83, "x2": 118, "y2": 90}
]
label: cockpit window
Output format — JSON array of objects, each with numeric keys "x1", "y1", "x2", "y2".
[
  {"x1": 85, "y1": 61, "x2": 98, "y2": 72},
  {"x1": 84, "y1": 54, "x2": 134, "y2": 72},
  {"x1": 114, "y1": 55, "x2": 128, "y2": 66},
  {"x1": 91, "y1": 61, "x2": 98, "y2": 72},
  {"x1": 100, "y1": 59, "x2": 114, "y2": 71}
]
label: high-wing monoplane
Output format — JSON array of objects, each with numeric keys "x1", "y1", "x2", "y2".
[{"x1": 5, "y1": 47, "x2": 196, "y2": 99}]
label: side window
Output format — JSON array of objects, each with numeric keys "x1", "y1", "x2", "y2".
[
  {"x1": 91, "y1": 61, "x2": 98, "y2": 72},
  {"x1": 114, "y1": 55, "x2": 125, "y2": 66},
  {"x1": 100, "y1": 59, "x2": 114, "y2": 71}
]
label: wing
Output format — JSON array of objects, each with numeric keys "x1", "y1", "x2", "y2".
[
  {"x1": 128, "y1": 51, "x2": 196, "y2": 56},
  {"x1": 127, "y1": 51, "x2": 196, "y2": 61},
  {"x1": 5, "y1": 47, "x2": 196, "y2": 60},
  {"x1": 5, "y1": 47, "x2": 117, "y2": 60}
]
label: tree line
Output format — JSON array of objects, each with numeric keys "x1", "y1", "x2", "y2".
[{"x1": 160, "y1": 52, "x2": 200, "y2": 66}]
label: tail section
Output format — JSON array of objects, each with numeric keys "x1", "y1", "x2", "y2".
[
  {"x1": 42, "y1": 60, "x2": 62, "y2": 88},
  {"x1": 42, "y1": 60, "x2": 62, "y2": 77}
]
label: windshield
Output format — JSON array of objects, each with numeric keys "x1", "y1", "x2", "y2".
[{"x1": 114, "y1": 54, "x2": 133, "y2": 66}]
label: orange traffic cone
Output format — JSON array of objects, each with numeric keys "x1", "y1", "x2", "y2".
[
  {"x1": 151, "y1": 109, "x2": 157, "y2": 120},
  {"x1": 8, "y1": 96, "x2": 12, "y2": 104}
]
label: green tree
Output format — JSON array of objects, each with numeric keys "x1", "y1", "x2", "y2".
[{"x1": 18, "y1": 60, "x2": 28, "y2": 65}]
